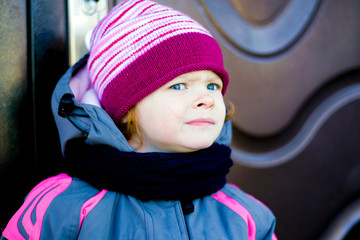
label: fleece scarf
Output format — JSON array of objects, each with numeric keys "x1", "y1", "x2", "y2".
[{"x1": 64, "y1": 138, "x2": 233, "y2": 201}]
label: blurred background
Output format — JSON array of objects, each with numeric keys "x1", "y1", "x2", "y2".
[{"x1": 1, "y1": 0, "x2": 359, "y2": 239}]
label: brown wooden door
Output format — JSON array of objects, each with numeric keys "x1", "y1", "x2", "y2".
[
  {"x1": 154, "y1": 0, "x2": 360, "y2": 239},
  {"x1": 0, "y1": 0, "x2": 67, "y2": 228}
]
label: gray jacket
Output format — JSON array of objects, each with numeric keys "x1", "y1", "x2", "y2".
[{"x1": 1, "y1": 55, "x2": 276, "y2": 240}]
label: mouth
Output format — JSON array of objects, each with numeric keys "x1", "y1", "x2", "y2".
[{"x1": 185, "y1": 118, "x2": 215, "y2": 127}]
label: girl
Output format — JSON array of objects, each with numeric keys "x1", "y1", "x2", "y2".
[{"x1": 1, "y1": 0, "x2": 276, "y2": 239}]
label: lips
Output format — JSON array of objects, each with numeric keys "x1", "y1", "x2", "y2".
[{"x1": 185, "y1": 118, "x2": 215, "y2": 126}]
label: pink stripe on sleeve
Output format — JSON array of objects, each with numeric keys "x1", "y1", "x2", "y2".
[
  {"x1": 227, "y1": 183, "x2": 240, "y2": 190},
  {"x1": 212, "y1": 190, "x2": 256, "y2": 240},
  {"x1": 227, "y1": 183, "x2": 270, "y2": 210},
  {"x1": 78, "y1": 189, "x2": 108, "y2": 231},
  {"x1": 226, "y1": 184, "x2": 277, "y2": 239},
  {"x1": 2, "y1": 174, "x2": 72, "y2": 240}
]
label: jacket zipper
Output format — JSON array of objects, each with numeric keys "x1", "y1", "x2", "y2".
[{"x1": 179, "y1": 200, "x2": 195, "y2": 239}]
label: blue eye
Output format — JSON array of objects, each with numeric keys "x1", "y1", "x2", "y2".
[
  {"x1": 170, "y1": 83, "x2": 186, "y2": 90},
  {"x1": 207, "y1": 83, "x2": 218, "y2": 90}
]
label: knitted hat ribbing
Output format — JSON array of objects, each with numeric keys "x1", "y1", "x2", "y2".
[{"x1": 88, "y1": 0, "x2": 229, "y2": 124}]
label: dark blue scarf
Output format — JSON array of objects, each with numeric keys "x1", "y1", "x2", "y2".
[{"x1": 64, "y1": 138, "x2": 233, "y2": 201}]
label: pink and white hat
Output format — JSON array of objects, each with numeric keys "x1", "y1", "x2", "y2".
[{"x1": 88, "y1": 0, "x2": 229, "y2": 124}]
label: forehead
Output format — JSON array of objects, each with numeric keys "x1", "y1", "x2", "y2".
[{"x1": 173, "y1": 70, "x2": 222, "y2": 82}]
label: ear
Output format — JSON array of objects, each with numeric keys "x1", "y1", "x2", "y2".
[
  {"x1": 121, "y1": 112, "x2": 129, "y2": 124},
  {"x1": 121, "y1": 106, "x2": 137, "y2": 124}
]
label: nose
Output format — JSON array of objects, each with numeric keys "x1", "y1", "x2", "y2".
[{"x1": 192, "y1": 94, "x2": 214, "y2": 109}]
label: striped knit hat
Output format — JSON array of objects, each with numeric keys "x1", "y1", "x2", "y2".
[{"x1": 88, "y1": 0, "x2": 229, "y2": 124}]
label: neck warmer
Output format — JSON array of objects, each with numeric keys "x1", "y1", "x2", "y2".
[{"x1": 64, "y1": 138, "x2": 233, "y2": 201}]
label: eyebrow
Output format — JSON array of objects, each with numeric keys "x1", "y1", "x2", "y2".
[{"x1": 180, "y1": 74, "x2": 222, "y2": 83}]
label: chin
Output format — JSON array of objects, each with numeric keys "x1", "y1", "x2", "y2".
[{"x1": 183, "y1": 140, "x2": 215, "y2": 152}]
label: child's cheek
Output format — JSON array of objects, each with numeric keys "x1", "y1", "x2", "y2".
[
  {"x1": 165, "y1": 102, "x2": 184, "y2": 120},
  {"x1": 157, "y1": 105, "x2": 183, "y2": 137}
]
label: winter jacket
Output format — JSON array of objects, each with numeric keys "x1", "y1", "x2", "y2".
[{"x1": 1, "y1": 55, "x2": 277, "y2": 240}]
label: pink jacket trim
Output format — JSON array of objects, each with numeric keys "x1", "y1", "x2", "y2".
[
  {"x1": 228, "y1": 183, "x2": 270, "y2": 210},
  {"x1": 79, "y1": 189, "x2": 108, "y2": 231},
  {"x1": 226, "y1": 183, "x2": 277, "y2": 240},
  {"x1": 211, "y1": 190, "x2": 256, "y2": 240},
  {"x1": 2, "y1": 174, "x2": 72, "y2": 240}
]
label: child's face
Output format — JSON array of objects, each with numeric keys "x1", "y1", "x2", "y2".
[{"x1": 133, "y1": 70, "x2": 226, "y2": 153}]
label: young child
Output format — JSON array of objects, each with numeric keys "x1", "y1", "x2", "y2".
[{"x1": 1, "y1": 0, "x2": 276, "y2": 239}]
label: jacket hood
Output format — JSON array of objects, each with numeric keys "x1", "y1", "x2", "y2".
[{"x1": 51, "y1": 54, "x2": 232, "y2": 154}]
